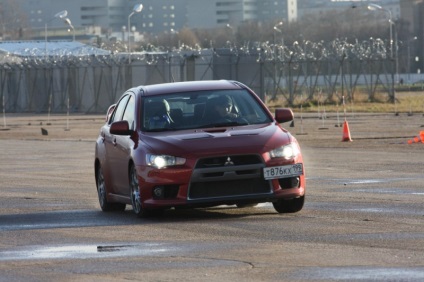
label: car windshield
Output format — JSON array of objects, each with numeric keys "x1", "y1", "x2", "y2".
[{"x1": 141, "y1": 89, "x2": 272, "y2": 132}]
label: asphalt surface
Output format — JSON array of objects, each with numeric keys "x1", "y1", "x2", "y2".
[{"x1": 0, "y1": 112, "x2": 423, "y2": 281}]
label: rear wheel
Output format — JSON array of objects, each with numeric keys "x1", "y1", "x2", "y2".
[
  {"x1": 96, "y1": 165, "x2": 126, "y2": 212},
  {"x1": 273, "y1": 196, "x2": 305, "y2": 213}
]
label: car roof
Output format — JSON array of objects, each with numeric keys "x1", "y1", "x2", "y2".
[{"x1": 132, "y1": 80, "x2": 244, "y2": 96}]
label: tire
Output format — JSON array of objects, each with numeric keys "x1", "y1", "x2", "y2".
[
  {"x1": 129, "y1": 164, "x2": 144, "y2": 217},
  {"x1": 129, "y1": 164, "x2": 165, "y2": 217},
  {"x1": 273, "y1": 196, "x2": 305, "y2": 213},
  {"x1": 96, "y1": 165, "x2": 126, "y2": 212}
]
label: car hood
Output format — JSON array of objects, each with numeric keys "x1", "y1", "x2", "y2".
[{"x1": 141, "y1": 123, "x2": 292, "y2": 158}]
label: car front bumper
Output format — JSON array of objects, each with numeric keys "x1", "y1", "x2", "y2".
[{"x1": 137, "y1": 160, "x2": 305, "y2": 209}]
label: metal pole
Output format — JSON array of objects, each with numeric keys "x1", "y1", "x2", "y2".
[
  {"x1": 45, "y1": 23, "x2": 48, "y2": 60},
  {"x1": 128, "y1": 12, "x2": 133, "y2": 64},
  {"x1": 368, "y1": 4, "x2": 396, "y2": 103},
  {"x1": 407, "y1": 37, "x2": 417, "y2": 76},
  {"x1": 395, "y1": 28, "x2": 399, "y2": 84},
  {"x1": 389, "y1": 18, "x2": 393, "y2": 58},
  {"x1": 2, "y1": 94, "x2": 6, "y2": 128},
  {"x1": 273, "y1": 22, "x2": 283, "y2": 99},
  {"x1": 388, "y1": 12, "x2": 396, "y2": 104},
  {"x1": 63, "y1": 18, "x2": 75, "y2": 41},
  {"x1": 127, "y1": 3, "x2": 143, "y2": 64}
]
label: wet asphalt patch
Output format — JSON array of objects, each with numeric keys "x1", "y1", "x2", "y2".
[
  {"x1": 0, "y1": 243, "x2": 176, "y2": 261},
  {"x1": 285, "y1": 266, "x2": 424, "y2": 281}
]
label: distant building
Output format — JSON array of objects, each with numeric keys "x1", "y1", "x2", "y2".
[
  {"x1": 298, "y1": 0, "x2": 400, "y2": 19},
  {"x1": 7, "y1": 0, "x2": 407, "y2": 35},
  {"x1": 15, "y1": 0, "x2": 127, "y2": 31},
  {"x1": 131, "y1": 0, "x2": 294, "y2": 37},
  {"x1": 7, "y1": 0, "x2": 128, "y2": 41},
  {"x1": 9, "y1": 0, "x2": 298, "y2": 36},
  {"x1": 128, "y1": 0, "x2": 186, "y2": 35},
  {"x1": 185, "y1": 0, "x2": 258, "y2": 29}
]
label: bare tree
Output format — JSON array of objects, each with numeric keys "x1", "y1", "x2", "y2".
[
  {"x1": 177, "y1": 27, "x2": 200, "y2": 47},
  {"x1": 0, "y1": 0, "x2": 29, "y2": 40}
]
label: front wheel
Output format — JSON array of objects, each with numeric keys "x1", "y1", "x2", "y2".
[
  {"x1": 129, "y1": 164, "x2": 144, "y2": 217},
  {"x1": 96, "y1": 165, "x2": 126, "y2": 212},
  {"x1": 273, "y1": 196, "x2": 305, "y2": 213},
  {"x1": 129, "y1": 165, "x2": 163, "y2": 217}
]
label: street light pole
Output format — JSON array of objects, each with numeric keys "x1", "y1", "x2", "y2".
[
  {"x1": 226, "y1": 23, "x2": 236, "y2": 45},
  {"x1": 63, "y1": 18, "x2": 75, "y2": 41},
  {"x1": 407, "y1": 36, "x2": 418, "y2": 74},
  {"x1": 368, "y1": 4, "x2": 396, "y2": 105},
  {"x1": 273, "y1": 22, "x2": 283, "y2": 97},
  {"x1": 45, "y1": 10, "x2": 68, "y2": 59},
  {"x1": 128, "y1": 3, "x2": 143, "y2": 64},
  {"x1": 273, "y1": 22, "x2": 283, "y2": 45}
]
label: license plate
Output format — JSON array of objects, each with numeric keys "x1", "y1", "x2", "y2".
[{"x1": 263, "y1": 164, "x2": 303, "y2": 180}]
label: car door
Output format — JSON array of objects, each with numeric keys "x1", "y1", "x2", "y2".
[
  {"x1": 112, "y1": 94, "x2": 136, "y2": 195},
  {"x1": 104, "y1": 94, "x2": 130, "y2": 194}
]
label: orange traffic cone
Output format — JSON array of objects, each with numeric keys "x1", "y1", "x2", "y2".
[
  {"x1": 408, "y1": 136, "x2": 420, "y2": 144},
  {"x1": 341, "y1": 120, "x2": 352, "y2": 142},
  {"x1": 408, "y1": 131, "x2": 424, "y2": 144}
]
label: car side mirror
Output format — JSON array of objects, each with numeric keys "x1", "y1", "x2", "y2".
[
  {"x1": 110, "y1": 120, "x2": 133, "y2": 135},
  {"x1": 275, "y1": 108, "x2": 294, "y2": 123}
]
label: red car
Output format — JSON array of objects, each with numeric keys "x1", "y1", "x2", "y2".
[{"x1": 94, "y1": 80, "x2": 305, "y2": 217}]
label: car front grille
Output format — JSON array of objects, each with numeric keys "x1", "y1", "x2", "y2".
[
  {"x1": 195, "y1": 155, "x2": 262, "y2": 168},
  {"x1": 188, "y1": 154, "x2": 271, "y2": 200}
]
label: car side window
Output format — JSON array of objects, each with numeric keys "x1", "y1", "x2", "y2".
[
  {"x1": 122, "y1": 95, "x2": 135, "y2": 130},
  {"x1": 110, "y1": 95, "x2": 130, "y2": 124}
]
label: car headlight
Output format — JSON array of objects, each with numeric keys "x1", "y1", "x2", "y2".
[
  {"x1": 269, "y1": 143, "x2": 300, "y2": 160},
  {"x1": 146, "y1": 154, "x2": 186, "y2": 169}
]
